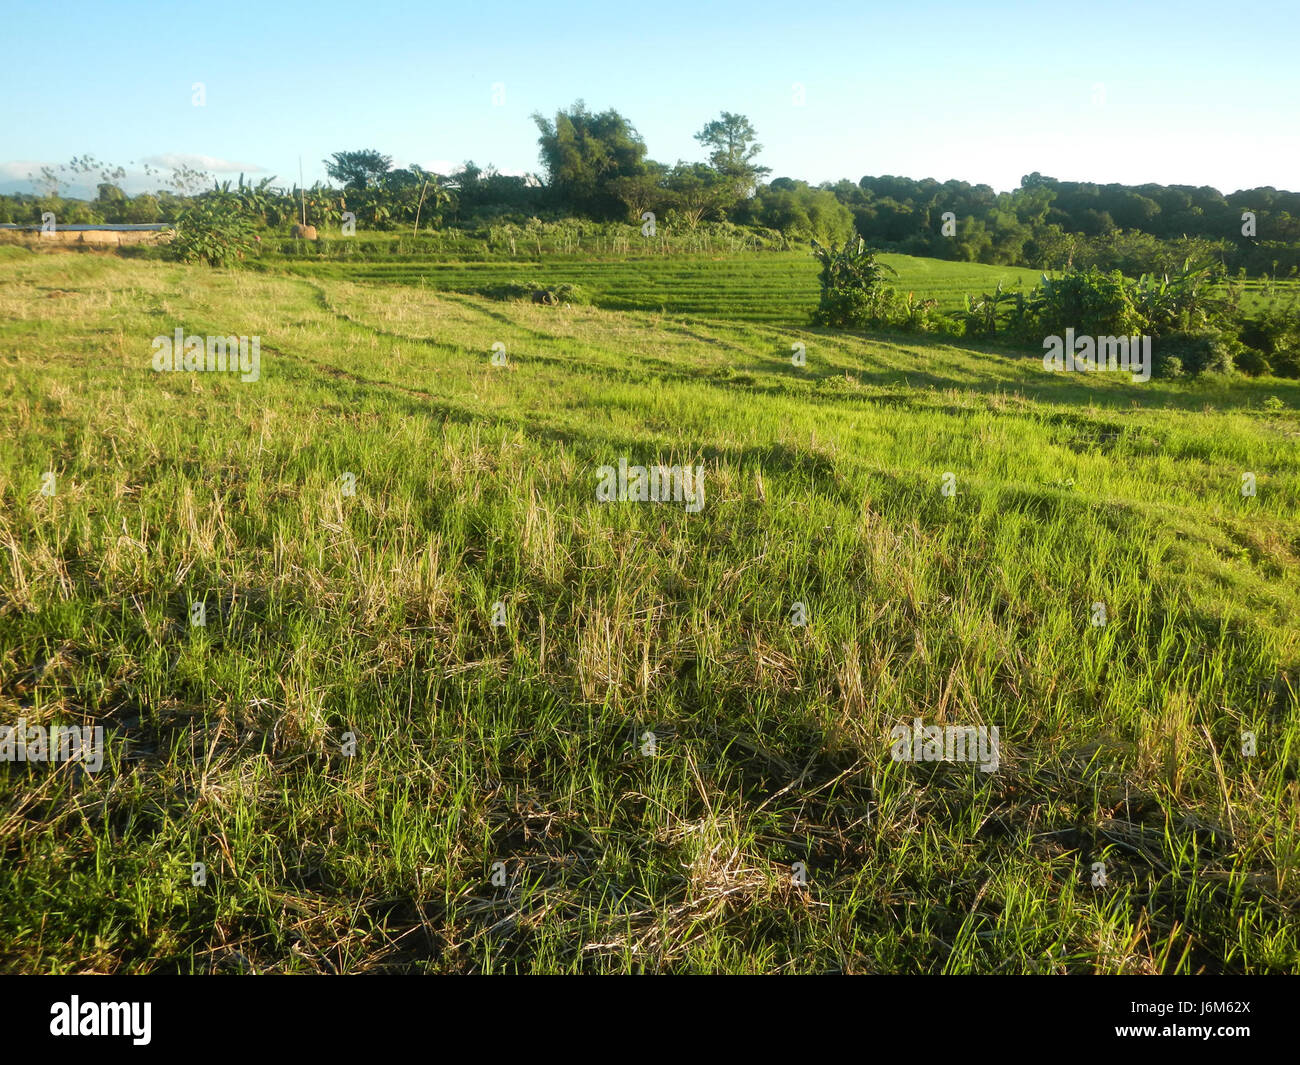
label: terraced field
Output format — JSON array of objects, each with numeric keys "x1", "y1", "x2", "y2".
[
  {"x1": 266, "y1": 252, "x2": 1049, "y2": 323},
  {"x1": 264, "y1": 249, "x2": 1298, "y2": 323}
]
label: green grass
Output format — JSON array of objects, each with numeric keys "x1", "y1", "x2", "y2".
[
  {"x1": 268, "y1": 251, "x2": 1054, "y2": 324},
  {"x1": 263, "y1": 247, "x2": 1300, "y2": 321},
  {"x1": 1, "y1": 249, "x2": 1298, "y2": 973}
]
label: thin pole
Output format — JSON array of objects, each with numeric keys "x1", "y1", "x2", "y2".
[{"x1": 413, "y1": 179, "x2": 429, "y2": 236}]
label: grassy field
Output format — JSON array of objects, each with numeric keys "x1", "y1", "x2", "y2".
[
  {"x1": 268, "y1": 251, "x2": 1048, "y2": 324},
  {"x1": 268, "y1": 248, "x2": 1298, "y2": 322},
  {"x1": 2, "y1": 246, "x2": 1299, "y2": 973},
  {"x1": 274, "y1": 253, "x2": 823, "y2": 322}
]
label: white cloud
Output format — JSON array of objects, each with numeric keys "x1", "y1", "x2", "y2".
[
  {"x1": 0, "y1": 155, "x2": 268, "y2": 196},
  {"x1": 0, "y1": 161, "x2": 53, "y2": 181},
  {"x1": 140, "y1": 153, "x2": 266, "y2": 174}
]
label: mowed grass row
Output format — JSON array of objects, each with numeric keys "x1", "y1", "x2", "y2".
[
  {"x1": 1, "y1": 250, "x2": 1299, "y2": 973},
  {"x1": 272, "y1": 253, "x2": 822, "y2": 321},
  {"x1": 268, "y1": 250, "x2": 1300, "y2": 322},
  {"x1": 271, "y1": 253, "x2": 1056, "y2": 323}
]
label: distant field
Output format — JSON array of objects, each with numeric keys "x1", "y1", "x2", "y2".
[
  {"x1": 265, "y1": 249, "x2": 1299, "y2": 322},
  {"x1": 273, "y1": 254, "x2": 820, "y2": 322},
  {"x1": 2, "y1": 250, "x2": 1298, "y2": 973},
  {"x1": 268, "y1": 252, "x2": 1051, "y2": 323}
]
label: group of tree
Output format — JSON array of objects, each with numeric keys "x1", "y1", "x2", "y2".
[
  {"x1": 828, "y1": 173, "x2": 1300, "y2": 274},
  {"x1": 3, "y1": 109, "x2": 1299, "y2": 277},
  {"x1": 0, "y1": 106, "x2": 856, "y2": 246},
  {"x1": 526, "y1": 103, "x2": 853, "y2": 240}
]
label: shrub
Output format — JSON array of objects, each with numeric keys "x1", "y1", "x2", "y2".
[
  {"x1": 897, "y1": 292, "x2": 941, "y2": 333},
  {"x1": 1132, "y1": 260, "x2": 1227, "y2": 335},
  {"x1": 1273, "y1": 349, "x2": 1300, "y2": 378},
  {"x1": 1155, "y1": 353, "x2": 1185, "y2": 379},
  {"x1": 1235, "y1": 344, "x2": 1272, "y2": 376},
  {"x1": 810, "y1": 238, "x2": 897, "y2": 328},
  {"x1": 481, "y1": 280, "x2": 535, "y2": 301},
  {"x1": 1154, "y1": 331, "x2": 1236, "y2": 376},
  {"x1": 807, "y1": 245, "x2": 1283, "y2": 383},
  {"x1": 168, "y1": 200, "x2": 253, "y2": 267},
  {"x1": 959, "y1": 282, "x2": 1024, "y2": 339},
  {"x1": 1237, "y1": 308, "x2": 1300, "y2": 378},
  {"x1": 1028, "y1": 267, "x2": 1144, "y2": 339}
]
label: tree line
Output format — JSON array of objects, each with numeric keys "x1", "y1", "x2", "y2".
[{"x1": 2, "y1": 104, "x2": 1298, "y2": 276}]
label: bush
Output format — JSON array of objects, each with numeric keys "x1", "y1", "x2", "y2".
[
  {"x1": 1272, "y1": 349, "x2": 1300, "y2": 378},
  {"x1": 802, "y1": 241, "x2": 1283, "y2": 383},
  {"x1": 897, "y1": 292, "x2": 941, "y2": 333},
  {"x1": 1029, "y1": 267, "x2": 1144, "y2": 339},
  {"x1": 1237, "y1": 308, "x2": 1300, "y2": 378},
  {"x1": 1154, "y1": 353, "x2": 1185, "y2": 379},
  {"x1": 1235, "y1": 345, "x2": 1272, "y2": 376},
  {"x1": 1131, "y1": 261, "x2": 1227, "y2": 335},
  {"x1": 959, "y1": 283, "x2": 1025, "y2": 340},
  {"x1": 481, "y1": 280, "x2": 535, "y2": 301},
  {"x1": 810, "y1": 238, "x2": 897, "y2": 328},
  {"x1": 1153, "y1": 331, "x2": 1235, "y2": 376},
  {"x1": 168, "y1": 200, "x2": 253, "y2": 267}
]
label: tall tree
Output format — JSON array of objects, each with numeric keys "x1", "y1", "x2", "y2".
[
  {"x1": 663, "y1": 162, "x2": 735, "y2": 229},
  {"x1": 323, "y1": 150, "x2": 393, "y2": 191},
  {"x1": 694, "y1": 112, "x2": 770, "y2": 197},
  {"x1": 606, "y1": 161, "x2": 668, "y2": 222},
  {"x1": 532, "y1": 101, "x2": 650, "y2": 219}
]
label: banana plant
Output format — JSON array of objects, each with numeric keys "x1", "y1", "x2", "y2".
[
  {"x1": 236, "y1": 175, "x2": 280, "y2": 225},
  {"x1": 205, "y1": 179, "x2": 238, "y2": 206},
  {"x1": 810, "y1": 237, "x2": 896, "y2": 289},
  {"x1": 959, "y1": 280, "x2": 1017, "y2": 337}
]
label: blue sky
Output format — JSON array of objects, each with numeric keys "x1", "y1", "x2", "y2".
[{"x1": 2, "y1": 0, "x2": 1296, "y2": 197}]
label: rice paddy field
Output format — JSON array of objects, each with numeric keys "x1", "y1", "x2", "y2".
[
  {"x1": 268, "y1": 248, "x2": 1298, "y2": 322},
  {"x1": 1, "y1": 244, "x2": 1298, "y2": 974},
  {"x1": 264, "y1": 250, "x2": 1055, "y2": 322}
]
